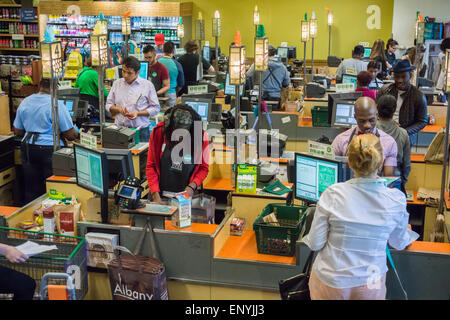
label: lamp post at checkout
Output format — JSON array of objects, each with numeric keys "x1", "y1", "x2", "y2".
[
  {"x1": 229, "y1": 36, "x2": 246, "y2": 186},
  {"x1": 301, "y1": 15, "x2": 310, "y2": 95},
  {"x1": 40, "y1": 40, "x2": 64, "y2": 152},
  {"x1": 309, "y1": 12, "x2": 318, "y2": 76},
  {"x1": 254, "y1": 29, "x2": 268, "y2": 159},
  {"x1": 253, "y1": 5, "x2": 260, "y2": 38},
  {"x1": 90, "y1": 33, "x2": 109, "y2": 145},
  {"x1": 122, "y1": 15, "x2": 131, "y2": 58},
  {"x1": 196, "y1": 12, "x2": 205, "y2": 81},
  {"x1": 327, "y1": 10, "x2": 333, "y2": 57},
  {"x1": 212, "y1": 10, "x2": 221, "y2": 74},
  {"x1": 177, "y1": 17, "x2": 185, "y2": 41}
]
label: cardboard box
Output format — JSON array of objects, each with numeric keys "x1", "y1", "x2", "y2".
[
  {"x1": 85, "y1": 232, "x2": 119, "y2": 268},
  {"x1": 171, "y1": 194, "x2": 191, "y2": 229}
]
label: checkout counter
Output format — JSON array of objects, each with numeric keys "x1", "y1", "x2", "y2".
[{"x1": 2, "y1": 66, "x2": 450, "y2": 300}]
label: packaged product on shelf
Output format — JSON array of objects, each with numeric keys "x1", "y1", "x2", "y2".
[
  {"x1": 230, "y1": 217, "x2": 246, "y2": 236},
  {"x1": 171, "y1": 193, "x2": 191, "y2": 229}
]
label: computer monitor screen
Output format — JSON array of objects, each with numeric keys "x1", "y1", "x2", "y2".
[
  {"x1": 139, "y1": 61, "x2": 149, "y2": 79},
  {"x1": 74, "y1": 144, "x2": 108, "y2": 196},
  {"x1": 224, "y1": 73, "x2": 244, "y2": 96},
  {"x1": 332, "y1": 100, "x2": 357, "y2": 127},
  {"x1": 203, "y1": 46, "x2": 211, "y2": 63},
  {"x1": 277, "y1": 47, "x2": 288, "y2": 59},
  {"x1": 181, "y1": 97, "x2": 211, "y2": 121},
  {"x1": 59, "y1": 98, "x2": 78, "y2": 118},
  {"x1": 295, "y1": 153, "x2": 339, "y2": 203},
  {"x1": 342, "y1": 74, "x2": 357, "y2": 88},
  {"x1": 364, "y1": 47, "x2": 372, "y2": 58},
  {"x1": 103, "y1": 148, "x2": 135, "y2": 188},
  {"x1": 288, "y1": 46, "x2": 297, "y2": 59},
  {"x1": 327, "y1": 92, "x2": 363, "y2": 125}
]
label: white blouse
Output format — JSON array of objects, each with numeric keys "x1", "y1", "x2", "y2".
[{"x1": 302, "y1": 178, "x2": 419, "y2": 289}]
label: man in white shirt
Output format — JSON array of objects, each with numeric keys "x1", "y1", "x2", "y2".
[
  {"x1": 336, "y1": 45, "x2": 368, "y2": 82},
  {"x1": 106, "y1": 56, "x2": 160, "y2": 142}
]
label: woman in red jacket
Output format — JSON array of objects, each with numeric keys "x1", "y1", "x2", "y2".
[{"x1": 146, "y1": 104, "x2": 210, "y2": 203}]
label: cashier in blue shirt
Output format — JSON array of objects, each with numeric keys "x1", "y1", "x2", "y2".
[
  {"x1": 13, "y1": 78, "x2": 78, "y2": 203},
  {"x1": 246, "y1": 44, "x2": 290, "y2": 109}
]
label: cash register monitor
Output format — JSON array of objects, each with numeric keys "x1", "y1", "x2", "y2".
[
  {"x1": 181, "y1": 97, "x2": 211, "y2": 121},
  {"x1": 287, "y1": 46, "x2": 297, "y2": 59},
  {"x1": 103, "y1": 149, "x2": 135, "y2": 188},
  {"x1": 74, "y1": 143, "x2": 109, "y2": 196},
  {"x1": 277, "y1": 47, "x2": 288, "y2": 59},
  {"x1": 202, "y1": 46, "x2": 211, "y2": 63},
  {"x1": 342, "y1": 74, "x2": 357, "y2": 88},
  {"x1": 364, "y1": 47, "x2": 372, "y2": 58},
  {"x1": 139, "y1": 61, "x2": 149, "y2": 80},
  {"x1": 332, "y1": 100, "x2": 357, "y2": 127},
  {"x1": 328, "y1": 92, "x2": 362, "y2": 126},
  {"x1": 58, "y1": 98, "x2": 79, "y2": 119},
  {"x1": 295, "y1": 153, "x2": 341, "y2": 203},
  {"x1": 224, "y1": 73, "x2": 244, "y2": 96}
]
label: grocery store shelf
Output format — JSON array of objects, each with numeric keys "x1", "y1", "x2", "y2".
[
  {"x1": 0, "y1": 34, "x2": 39, "y2": 37},
  {"x1": 0, "y1": 47, "x2": 39, "y2": 51},
  {"x1": 55, "y1": 35, "x2": 90, "y2": 39},
  {"x1": 0, "y1": 19, "x2": 38, "y2": 23}
]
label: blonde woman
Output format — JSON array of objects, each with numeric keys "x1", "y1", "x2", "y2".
[
  {"x1": 303, "y1": 134, "x2": 419, "y2": 300},
  {"x1": 370, "y1": 39, "x2": 389, "y2": 80}
]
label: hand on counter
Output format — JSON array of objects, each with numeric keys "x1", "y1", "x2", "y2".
[{"x1": 152, "y1": 192, "x2": 162, "y2": 204}]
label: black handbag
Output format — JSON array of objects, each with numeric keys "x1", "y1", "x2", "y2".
[{"x1": 279, "y1": 251, "x2": 315, "y2": 300}]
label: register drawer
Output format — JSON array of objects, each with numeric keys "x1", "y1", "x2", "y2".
[{"x1": 0, "y1": 167, "x2": 15, "y2": 188}]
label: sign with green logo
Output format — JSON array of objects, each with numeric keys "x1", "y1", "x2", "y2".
[
  {"x1": 80, "y1": 132, "x2": 97, "y2": 149},
  {"x1": 236, "y1": 164, "x2": 257, "y2": 194},
  {"x1": 308, "y1": 140, "x2": 335, "y2": 160},
  {"x1": 188, "y1": 84, "x2": 208, "y2": 95}
]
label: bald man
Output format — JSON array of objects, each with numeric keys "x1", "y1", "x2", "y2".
[{"x1": 331, "y1": 97, "x2": 398, "y2": 176}]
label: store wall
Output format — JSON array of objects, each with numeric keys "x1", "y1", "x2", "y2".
[
  {"x1": 160, "y1": 0, "x2": 394, "y2": 60},
  {"x1": 392, "y1": 0, "x2": 450, "y2": 49}
]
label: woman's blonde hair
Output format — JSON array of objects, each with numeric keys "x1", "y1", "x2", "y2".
[
  {"x1": 369, "y1": 39, "x2": 386, "y2": 61},
  {"x1": 347, "y1": 134, "x2": 384, "y2": 177}
]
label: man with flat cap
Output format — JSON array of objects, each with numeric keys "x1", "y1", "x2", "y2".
[
  {"x1": 376, "y1": 59, "x2": 427, "y2": 144},
  {"x1": 246, "y1": 44, "x2": 290, "y2": 109},
  {"x1": 332, "y1": 96, "x2": 398, "y2": 177}
]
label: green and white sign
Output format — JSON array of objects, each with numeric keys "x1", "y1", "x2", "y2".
[
  {"x1": 336, "y1": 83, "x2": 355, "y2": 93},
  {"x1": 188, "y1": 84, "x2": 208, "y2": 95},
  {"x1": 236, "y1": 164, "x2": 257, "y2": 194},
  {"x1": 80, "y1": 132, "x2": 97, "y2": 149},
  {"x1": 308, "y1": 140, "x2": 335, "y2": 160}
]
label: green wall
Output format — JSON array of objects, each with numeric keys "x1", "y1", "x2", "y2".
[{"x1": 161, "y1": 0, "x2": 394, "y2": 60}]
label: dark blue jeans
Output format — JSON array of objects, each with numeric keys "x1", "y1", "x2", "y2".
[
  {"x1": 0, "y1": 265, "x2": 36, "y2": 300},
  {"x1": 20, "y1": 144, "x2": 54, "y2": 204}
]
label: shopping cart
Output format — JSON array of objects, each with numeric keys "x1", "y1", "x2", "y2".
[
  {"x1": 0, "y1": 226, "x2": 88, "y2": 300},
  {"x1": 40, "y1": 273, "x2": 77, "y2": 300}
]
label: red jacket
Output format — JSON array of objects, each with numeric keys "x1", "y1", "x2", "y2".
[{"x1": 146, "y1": 121, "x2": 210, "y2": 195}]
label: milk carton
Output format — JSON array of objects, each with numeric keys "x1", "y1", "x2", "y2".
[{"x1": 171, "y1": 193, "x2": 192, "y2": 229}]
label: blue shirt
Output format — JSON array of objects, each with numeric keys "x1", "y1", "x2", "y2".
[
  {"x1": 302, "y1": 178, "x2": 418, "y2": 289},
  {"x1": 158, "y1": 57, "x2": 179, "y2": 94},
  {"x1": 246, "y1": 57, "x2": 290, "y2": 99},
  {"x1": 174, "y1": 59, "x2": 185, "y2": 88},
  {"x1": 13, "y1": 94, "x2": 74, "y2": 146}
]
